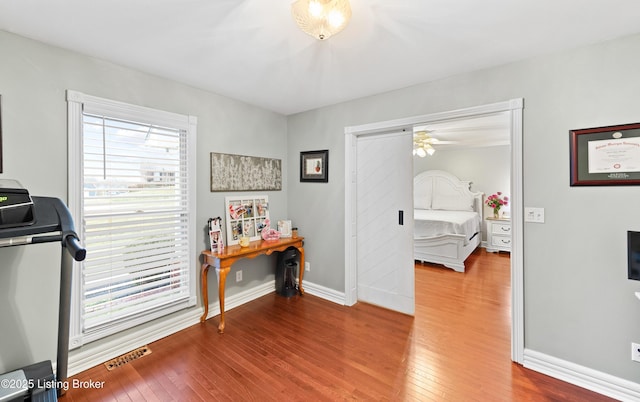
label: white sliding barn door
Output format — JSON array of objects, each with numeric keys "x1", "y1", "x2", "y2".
[{"x1": 356, "y1": 131, "x2": 414, "y2": 315}]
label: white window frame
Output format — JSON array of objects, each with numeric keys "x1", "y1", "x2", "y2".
[{"x1": 67, "y1": 90, "x2": 197, "y2": 348}]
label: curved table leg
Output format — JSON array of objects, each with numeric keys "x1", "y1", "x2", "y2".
[
  {"x1": 200, "y1": 262, "x2": 210, "y2": 323},
  {"x1": 296, "y1": 245, "x2": 305, "y2": 295},
  {"x1": 215, "y1": 266, "x2": 230, "y2": 333}
]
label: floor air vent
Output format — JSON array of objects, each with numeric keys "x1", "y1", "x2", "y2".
[{"x1": 104, "y1": 346, "x2": 152, "y2": 371}]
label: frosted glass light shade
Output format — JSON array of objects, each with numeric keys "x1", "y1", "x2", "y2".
[{"x1": 291, "y1": 0, "x2": 352, "y2": 40}]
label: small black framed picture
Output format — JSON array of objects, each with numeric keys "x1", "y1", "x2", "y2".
[{"x1": 300, "y1": 150, "x2": 329, "y2": 183}]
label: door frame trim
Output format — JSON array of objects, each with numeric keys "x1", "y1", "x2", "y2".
[{"x1": 344, "y1": 98, "x2": 524, "y2": 363}]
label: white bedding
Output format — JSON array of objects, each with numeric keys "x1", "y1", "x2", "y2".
[{"x1": 414, "y1": 209, "x2": 481, "y2": 244}]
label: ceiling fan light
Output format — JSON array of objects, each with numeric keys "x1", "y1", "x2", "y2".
[
  {"x1": 414, "y1": 130, "x2": 439, "y2": 156},
  {"x1": 292, "y1": 0, "x2": 352, "y2": 40},
  {"x1": 426, "y1": 145, "x2": 435, "y2": 156}
]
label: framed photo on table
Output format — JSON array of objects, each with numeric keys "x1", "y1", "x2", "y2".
[
  {"x1": 277, "y1": 220, "x2": 292, "y2": 238},
  {"x1": 570, "y1": 122, "x2": 640, "y2": 186},
  {"x1": 224, "y1": 195, "x2": 269, "y2": 245},
  {"x1": 300, "y1": 150, "x2": 329, "y2": 183}
]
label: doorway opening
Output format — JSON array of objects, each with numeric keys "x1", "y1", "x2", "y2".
[{"x1": 344, "y1": 99, "x2": 524, "y2": 363}]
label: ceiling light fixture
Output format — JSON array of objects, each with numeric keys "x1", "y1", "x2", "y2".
[
  {"x1": 291, "y1": 0, "x2": 352, "y2": 40},
  {"x1": 424, "y1": 144, "x2": 435, "y2": 156},
  {"x1": 413, "y1": 131, "x2": 437, "y2": 157}
]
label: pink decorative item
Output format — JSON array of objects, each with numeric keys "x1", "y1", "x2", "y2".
[{"x1": 261, "y1": 218, "x2": 281, "y2": 241}]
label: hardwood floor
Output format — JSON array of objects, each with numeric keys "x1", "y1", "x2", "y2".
[{"x1": 63, "y1": 249, "x2": 613, "y2": 401}]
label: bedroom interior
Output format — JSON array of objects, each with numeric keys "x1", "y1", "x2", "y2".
[
  {"x1": 411, "y1": 111, "x2": 512, "y2": 272},
  {"x1": 1, "y1": 1, "x2": 640, "y2": 400}
]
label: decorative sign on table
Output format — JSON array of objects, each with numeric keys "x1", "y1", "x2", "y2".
[{"x1": 210, "y1": 152, "x2": 282, "y2": 191}]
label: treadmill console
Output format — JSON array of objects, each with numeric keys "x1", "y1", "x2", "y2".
[{"x1": 0, "y1": 179, "x2": 35, "y2": 229}]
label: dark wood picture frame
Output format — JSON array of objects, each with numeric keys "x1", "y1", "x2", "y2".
[
  {"x1": 300, "y1": 150, "x2": 329, "y2": 183},
  {"x1": 570, "y1": 122, "x2": 640, "y2": 186}
]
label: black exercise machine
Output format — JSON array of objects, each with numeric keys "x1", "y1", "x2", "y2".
[{"x1": 0, "y1": 180, "x2": 86, "y2": 401}]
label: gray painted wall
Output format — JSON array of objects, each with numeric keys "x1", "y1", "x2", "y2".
[
  {"x1": 287, "y1": 34, "x2": 640, "y2": 383},
  {"x1": 0, "y1": 30, "x2": 287, "y2": 372}
]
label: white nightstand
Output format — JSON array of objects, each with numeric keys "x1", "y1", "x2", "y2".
[{"x1": 486, "y1": 217, "x2": 511, "y2": 252}]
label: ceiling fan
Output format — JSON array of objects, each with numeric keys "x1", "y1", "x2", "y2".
[{"x1": 413, "y1": 130, "x2": 456, "y2": 157}]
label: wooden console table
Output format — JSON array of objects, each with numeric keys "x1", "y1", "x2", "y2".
[{"x1": 200, "y1": 237, "x2": 305, "y2": 333}]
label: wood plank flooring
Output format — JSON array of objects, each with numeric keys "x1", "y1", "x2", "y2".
[{"x1": 62, "y1": 249, "x2": 614, "y2": 401}]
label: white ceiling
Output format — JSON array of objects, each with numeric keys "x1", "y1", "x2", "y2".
[
  {"x1": 415, "y1": 111, "x2": 511, "y2": 150},
  {"x1": 1, "y1": 1, "x2": 640, "y2": 116}
]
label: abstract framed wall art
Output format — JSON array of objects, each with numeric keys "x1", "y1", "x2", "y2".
[{"x1": 210, "y1": 152, "x2": 282, "y2": 192}]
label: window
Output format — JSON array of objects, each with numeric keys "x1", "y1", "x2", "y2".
[{"x1": 67, "y1": 91, "x2": 196, "y2": 346}]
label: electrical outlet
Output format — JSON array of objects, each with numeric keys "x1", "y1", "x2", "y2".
[
  {"x1": 632, "y1": 343, "x2": 640, "y2": 363},
  {"x1": 236, "y1": 270, "x2": 242, "y2": 282},
  {"x1": 305, "y1": 262, "x2": 310, "y2": 272}
]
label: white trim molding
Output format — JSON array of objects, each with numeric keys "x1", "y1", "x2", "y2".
[
  {"x1": 66, "y1": 89, "x2": 198, "y2": 347},
  {"x1": 200, "y1": 282, "x2": 276, "y2": 322},
  {"x1": 344, "y1": 99, "x2": 525, "y2": 363},
  {"x1": 303, "y1": 281, "x2": 346, "y2": 305},
  {"x1": 524, "y1": 349, "x2": 640, "y2": 401},
  {"x1": 66, "y1": 308, "x2": 201, "y2": 376}
]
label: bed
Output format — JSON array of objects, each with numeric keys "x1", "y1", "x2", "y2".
[{"x1": 413, "y1": 170, "x2": 483, "y2": 272}]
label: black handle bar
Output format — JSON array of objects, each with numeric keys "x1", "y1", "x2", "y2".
[{"x1": 63, "y1": 233, "x2": 86, "y2": 262}]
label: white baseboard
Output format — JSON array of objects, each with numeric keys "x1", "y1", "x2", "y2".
[
  {"x1": 303, "y1": 280, "x2": 346, "y2": 305},
  {"x1": 200, "y1": 281, "x2": 275, "y2": 321},
  {"x1": 524, "y1": 349, "x2": 640, "y2": 401},
  {"x1": 66, "y1": 308, "x2": 202, "y2": 376}
]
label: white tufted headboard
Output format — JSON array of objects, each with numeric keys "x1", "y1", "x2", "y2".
[{"x1": 413, "y1": 170, "x2": 484, "y2": 218}]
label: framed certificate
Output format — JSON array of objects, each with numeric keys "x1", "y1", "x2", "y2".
[{"x1": 570, "y1": 123, "x2": 640, "y2": 186}]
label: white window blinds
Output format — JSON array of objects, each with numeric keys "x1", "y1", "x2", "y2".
[{"x1": 67, "y1": 91, "x2": 196, "y2": 345}]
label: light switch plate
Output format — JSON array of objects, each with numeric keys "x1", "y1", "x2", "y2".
[{"x1": 524, "y1": 207, "x2": 545, "y2": 223}]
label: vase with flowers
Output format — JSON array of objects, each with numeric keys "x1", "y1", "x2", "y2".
[{"x1": 486, "y1": 192, "x2": 509, "y2": 218}]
